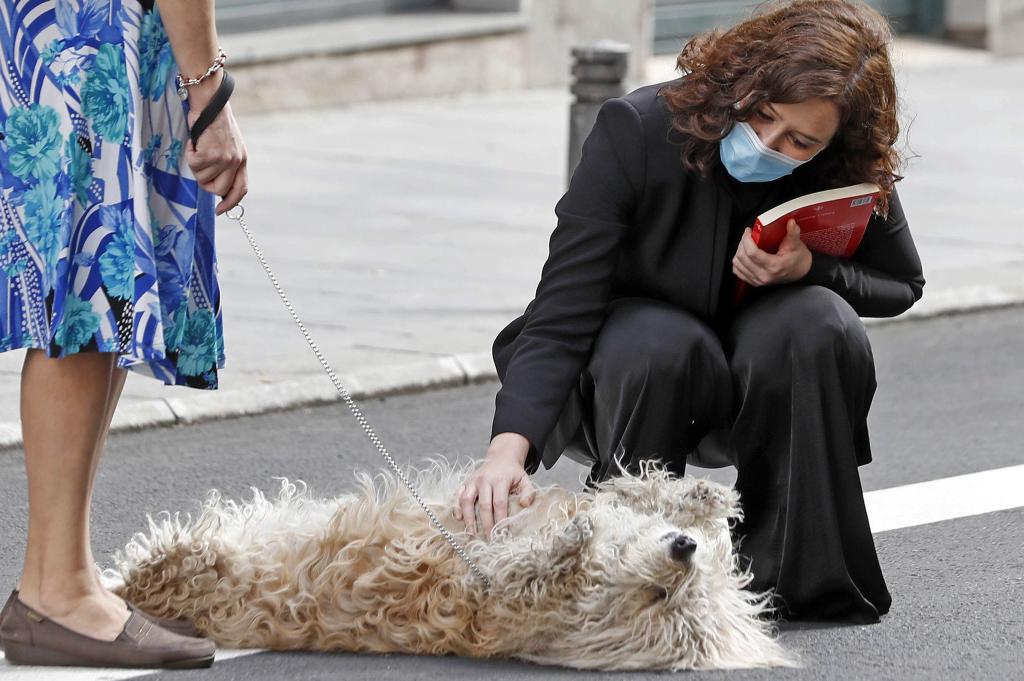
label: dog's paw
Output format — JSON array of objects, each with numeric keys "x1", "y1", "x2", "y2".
[
  {"x1": 678, "y1": 478, "x2": 740, "y2": 524},
  {"x1": 546, "y1": 513, "x2": 594, "y2": 564}
]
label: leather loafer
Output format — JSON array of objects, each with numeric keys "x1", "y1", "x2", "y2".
[
  {"x1": 0, "y1": 590, "x2": 16, "y2": 626},
  {"x1": 0, "y1": 589, "x2": 16, "y2": 644},
  {"x1": 128, "y1": 603, "x2": 203, "y2": 639},
  {"x1": 1, "y1": 590, "x2": 203, "y2": 641},
  {"x1": 0, "y1": 591, "x2": 214, "y2": 669}
]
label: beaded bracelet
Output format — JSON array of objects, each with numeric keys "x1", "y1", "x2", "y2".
[{"x1": 175, "y1": 47, "x2": 228, "y2": 101}]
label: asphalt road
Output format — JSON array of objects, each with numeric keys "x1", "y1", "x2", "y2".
[{"x1": 1, "y1": 305, "x2": 1022, "y2": 680}]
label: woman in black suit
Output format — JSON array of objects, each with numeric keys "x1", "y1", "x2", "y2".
[{"x1": 454, "y1": 0, "x2": 924, "y2": 624}]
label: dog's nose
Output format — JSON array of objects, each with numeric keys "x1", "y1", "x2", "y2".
[{"x1": 670, "y1": 534, "x2": 697, "y2": 562}]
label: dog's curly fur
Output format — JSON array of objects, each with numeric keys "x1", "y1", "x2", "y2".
[{"x1": 106, "y1": 456, "x2": 797, "y2": 671}]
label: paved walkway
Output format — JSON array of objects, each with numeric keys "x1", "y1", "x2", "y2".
[{"x1": 1, "y1": 39, "x2": 1022, "y2": 442}]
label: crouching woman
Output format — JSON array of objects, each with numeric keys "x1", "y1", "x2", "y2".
[{"x1": 455, "y1": 0, "x2": 924, "y2": 624}]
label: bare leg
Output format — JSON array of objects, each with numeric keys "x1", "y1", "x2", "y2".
[
  {"x1": 17, "y1": 349, "x2": 132, "y2": 641},
  {"x1": 87, "y1": 363, "x2": 128, "y2": 500},
  {"x1": 86, "y1": 362, "x2": 130, "y2": 607}
]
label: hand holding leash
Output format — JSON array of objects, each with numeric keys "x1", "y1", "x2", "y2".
[{"x1": 185, "y1": 69, "x2": 248, "y2": 216}]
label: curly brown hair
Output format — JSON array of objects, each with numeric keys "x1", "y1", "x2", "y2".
[{"x1": 659, "y1": 0, "x2": 902, "y2": 213}]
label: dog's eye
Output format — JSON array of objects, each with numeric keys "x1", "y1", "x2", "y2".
[{"x1": 651, "y1": 586, "x2": 668, "y2": 601}]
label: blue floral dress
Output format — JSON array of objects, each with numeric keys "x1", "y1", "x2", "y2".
[{"x1": 0, "y1": 0, "x2": 224, "y2": 388}]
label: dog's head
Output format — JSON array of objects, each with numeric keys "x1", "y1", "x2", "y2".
[{"x1": 480, "y1": 462, "x2": 790, "y2": 670}]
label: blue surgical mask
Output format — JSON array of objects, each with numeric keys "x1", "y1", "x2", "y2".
[{"x1": 720, "y1": 120, "x2": 818, "y2": 183}]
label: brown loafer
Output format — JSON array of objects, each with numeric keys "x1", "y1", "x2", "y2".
[
  {"x1": 0, "y1": 590, "x2": 16, "y2": 626},
  {"x1": 128, "y1": 604, "x2": 204, "y2": 639},
  {"x1": 0, "y1": 593, "x2": 214, "y2": 669},
  {"x1": 0, "y1": 589, "x2": 22, "y2": 653}
]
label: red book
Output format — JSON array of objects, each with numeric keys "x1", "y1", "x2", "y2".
[{"x1": 732, "y1": 182, "x2": 881, "y2": 306}]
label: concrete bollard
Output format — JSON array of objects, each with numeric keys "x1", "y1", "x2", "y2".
[
  {"x1": 989, "y1": 0, "x2": 1024, "y2": 55},
  {"x1": 567, "y1": 40, "x2": 631, "y2": 187}
]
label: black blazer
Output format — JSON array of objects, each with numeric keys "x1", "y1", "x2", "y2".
[{"x1": 490, "y1": 78, "x2": 925, "y2": 473}]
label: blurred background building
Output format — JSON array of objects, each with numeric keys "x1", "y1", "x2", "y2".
[
  {"x1": 216, "y1": 0, "x2": 1023, "y2": 113},
  {"x1": 652, "y1": 0, "x2": 1021, "y2": 54}
]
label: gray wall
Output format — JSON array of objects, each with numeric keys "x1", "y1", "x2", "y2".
[
  {"x1": 945, "y1": 0, "x2": 987, "y2": 46},
  {"x1": 989, "y1": 0, "x2": 1024, "y2": 54},
  {"x1": 943, "y1": 0, "x2": 1024, "y2": 54},
  {"x1": 523, "y1": 0, "x2": 651, "y2": 88}
]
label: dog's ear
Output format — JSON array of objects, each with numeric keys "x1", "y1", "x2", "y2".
[
  {"x1": 672, "y1": 477, "x2": 742, "y2": 526},
  {"x1": 551, "y1": 512, "x2": 594, "y2": 563},
  {"x1": 493, "y1": 511, "x2": 593, "y2": 605},
  {"x1": 597, "y1": 464, "x2": 741, "y2": 528},
  {"x1": 491, "y1": 486, "x2": 579, "y2": 541}
]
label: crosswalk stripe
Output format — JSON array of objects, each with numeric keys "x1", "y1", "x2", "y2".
[
  {"x1": 3, "y1": 464, "x2": 1023, "y2": 678},
  {"x1": 865, "y1": 464, "x2": 1024, "y2": 533}
]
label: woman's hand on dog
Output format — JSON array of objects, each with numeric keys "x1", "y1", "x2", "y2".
[{"x1": 454, "y1": 433, "x2": 537, "y2": 536}]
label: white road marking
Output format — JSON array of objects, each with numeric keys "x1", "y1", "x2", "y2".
[
  {"x1": 865, "y1": 464, "x2": 1024, "y2": 533},
  {"x1": 2, "y1": 464, "x2": 1022, "y2": 678}
]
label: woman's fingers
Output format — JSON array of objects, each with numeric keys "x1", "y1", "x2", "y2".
[
  {"x1": 737, "y1": 229, "x2": 756, "y2": 257},
  {"x1": 459, "y1": 483, "x2": 478, "y2": 533},
  {"x1": 744, "y1": 244, "x2": 771, "y2": 271},
  {"x1": 740, "y1": 237, "x2": 777, "y2": 280},
  {"x1": 491, "y1": 481, "x2": 510, "y2": 528},
  {"x1": 186, "y1": 147, "x2": 220, "y2": 175},
  {"x1": 190, "y1": 147, "x2": 239, "y2": 185},
  {"x1": 733, "y1": 254, "x2": 760, "y2": 286},
  {"x1": 518, "y1": 477, "x2": 537, "y2": 506},
  {"x1": 192, "y1": 161, "x2": 221, "y2": 185},
  {"x1": 477, "y1": 483, "x2": 494, "y2": 535},
  {"x1": 201, "y1": 169, "x2": 236, "y2": 201},
  {"x1": 733, "y1": 263, "x2": 752, "y2": 285},
  {"x1": 216, "y1": 160, "x2": 248, "y2": 215},
  {"x1": 733, "y1": 231, "x2": 761, "y2": 285}
]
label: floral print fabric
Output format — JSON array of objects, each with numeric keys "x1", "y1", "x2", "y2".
[{"x1": 0, "y1": 0, "x2": 224, "y2": 388}]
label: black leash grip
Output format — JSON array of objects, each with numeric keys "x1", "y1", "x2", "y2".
[{"x1": 188, "y1": 70, "x2": 235, "y2": 149}]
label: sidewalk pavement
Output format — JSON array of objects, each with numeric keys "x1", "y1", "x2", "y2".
[{"x1": 1, "y1": 38, "x2": 1022, "y2": 448}]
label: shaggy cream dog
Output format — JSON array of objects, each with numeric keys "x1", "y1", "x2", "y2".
[{"x1": 108, "y1": 457, "x2": 797, "y2": 671}]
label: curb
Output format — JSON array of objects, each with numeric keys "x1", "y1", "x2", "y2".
[
  {"x1": 0, "y1": 351, "x2": 498, "y2": 451},
  {"x1": 1, "y1": 286, "x2": 1022, "y2": 451}
]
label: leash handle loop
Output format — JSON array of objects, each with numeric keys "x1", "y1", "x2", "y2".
[{"x1": 188, "y1": 71, "x2": 235, "y2": 149}]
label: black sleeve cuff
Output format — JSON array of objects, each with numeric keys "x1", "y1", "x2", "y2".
[
  {"x1": 490, "y1": 408, "x2": 544, "y2": 476},
  {"x1": 802, "y1": 251, "x2": 841, "y2": 287}
]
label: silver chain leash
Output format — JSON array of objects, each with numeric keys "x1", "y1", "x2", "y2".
[{"x1": 225, "y1": 204, "x2": 492, "y2": 590}]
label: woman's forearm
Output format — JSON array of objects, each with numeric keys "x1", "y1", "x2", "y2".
[{"x1": 154, "y1": 0, "x2": 222, "y2": 107}]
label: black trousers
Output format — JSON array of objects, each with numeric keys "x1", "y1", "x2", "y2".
[{"x1": 548, "y1": 284, "x2": 891, "y2": 623}]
